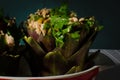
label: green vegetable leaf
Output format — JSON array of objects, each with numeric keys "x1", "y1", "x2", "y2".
[
  {"x1": 70, "y1": 31, "x2": 80, "y2": 40},
  {"x1": 51, "y1": 16, "x2": 69, "y2": 29},
  {"x1": 50, "y1": 4, "x2": 69, "y2": 18},
  {"x1": 29, "y1": 14, "x2": 41, "y2": 21},
  {"x1": 50, "y1": 15, "x2": 69, "y2": 48}
]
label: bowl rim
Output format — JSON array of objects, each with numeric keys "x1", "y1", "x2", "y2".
[{"x1": 0, "y1": 66, "x2": 99, "y2": 79}]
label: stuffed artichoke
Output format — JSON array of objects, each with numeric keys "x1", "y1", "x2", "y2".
[{"x1": 23, "y1": 5, "x2": 103, "y2": 76}]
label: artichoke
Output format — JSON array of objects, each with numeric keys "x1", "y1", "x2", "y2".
[
  {"x1": 0, "y1": 9, "x2": 24, "y2": 58},
  {"x1": 23, "y1": 4, "x2": 103, "y2": 76},
  {"x1": 0, "y1": 9, "x2": 26, "y2": 76}
]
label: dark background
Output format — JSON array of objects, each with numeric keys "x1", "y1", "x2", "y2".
[{"x1": 0, "y1": 0, "x2": 120, "y2": 49}]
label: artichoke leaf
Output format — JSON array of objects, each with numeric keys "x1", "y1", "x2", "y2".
[
  {"x1": 84, "y1": 50, "x2": 100, "y2": 69},
  {"x1": 68, "y1": 28, "x2": 98, "y2": 70},
  {"x1": 24, "y1": 36, "x2": 46, "y2": 55},
  {"x1": 87, "y1": 50, "x2": 100, "y2": 62},
  {"x1": 68, "y1": 41, "x2": 91, "y2": 70},
  {"x1": 43, "y1": 49, "x2": 68, "y2": 75},
  {"x1": 66, "y1": 66, "x2": 82, "y2": 74},
  {"x1": 41, "y1": 35, "x2": 55, "y2": 52},
  {"x1": 79, "y1": 28, "x2": 89, "y2": 45},
  {"x1": 61, "y1": 33, "x2": 80, "y2": 58}
]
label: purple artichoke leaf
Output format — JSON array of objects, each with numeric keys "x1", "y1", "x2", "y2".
[{"x1": 27, "y1": 29, "x2": 43, "y2": 43}]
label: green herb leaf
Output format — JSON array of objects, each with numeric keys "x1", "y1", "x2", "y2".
[
  {"x1": 70, "y1": 31, "x2": 80, "y2": 40},
  {"x1": 29, "y1": 14, "x2": 41, "y2": 21},
  {"x1": 51, "y1": 16, "x2": 69, "y2": 29}
]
